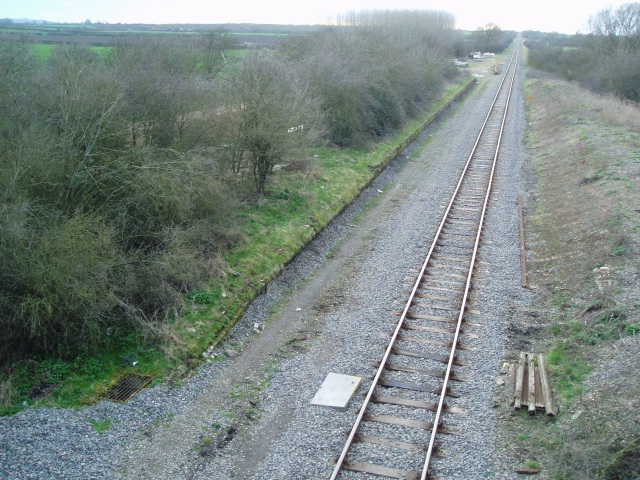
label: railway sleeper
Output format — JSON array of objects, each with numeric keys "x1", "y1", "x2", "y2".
[
  {"x1": 396, "y1": 334, "x2": 476, "y2": 351},
  {"x1": 372, "y1": 393, "x2": 467, "y2": 415},
  {"x1": 409, "y1": 300, "x2": 464, "y2": 312},
  {"x1": 399, "y1": 321, "x2": 478, "y2": 340},
  {"x1": 406, "y1": 312, "x2": 457, "y2": 323},
  {"x1": 384, "y1": 332, "x2": 450, "y2": 349},
  {"x1": 430, "y1": 255, "x2": 467, "y2": 263},
  {"x1": 374, "y1": 361, "x2": 470, "y2": 383},
  {"x1": 440, "y1": 228, "x2": 476, "y2": 237},
  {"x1": 422, "y1": 270, "x2": 468, "y2": 280},
  {"x1": 391, "y1": 347, "x2": 470, "y2": 366},
  {"x1": 420, "y1": 278, "x2": 465, "y2": 287},
  {"x1": 363, "y1": 414, "x2": 462, "y2": 434},
  {"x1": 378, "y1": 378, "x2": 458, "y2": 398},
  {"x1": 426, "y1": 262, "x2": 469, "y2": 272},
  {"x1": 412, "y1": 291, "x2": 459, "y2": 301},
  {"x1": 351, "y1": 436, "x2": 448, "y2": 462},
  {"x1": 342, "y1": 460, "x2": 420, "y2": 480}
]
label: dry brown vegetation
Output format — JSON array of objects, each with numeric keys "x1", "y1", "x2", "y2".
[{"x1": 499, "y1": 69, "x2": 640, "y2": 478}]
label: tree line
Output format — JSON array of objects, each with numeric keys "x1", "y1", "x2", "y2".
[
  {"x1": 1, "y1": 10, "x2": 497, "y2": 361},
  {"x1": 525, "y1": 3, "x2": 640, "y2": 101}
]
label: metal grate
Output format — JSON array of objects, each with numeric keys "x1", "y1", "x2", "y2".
[{"x1": 103, "y1": 374, "x2": 153, "y2": 402}]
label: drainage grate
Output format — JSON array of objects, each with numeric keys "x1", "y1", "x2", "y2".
[{"x1": 103, "y1": 374, "x2": 153, "y2": 402}]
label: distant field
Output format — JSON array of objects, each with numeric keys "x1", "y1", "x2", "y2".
[
  {"x1": 29, "y1": 43, "x2": 111, "y2": 62},
  {"x1": 0, "y1": 22, "x2": 317, "y2": 46}
]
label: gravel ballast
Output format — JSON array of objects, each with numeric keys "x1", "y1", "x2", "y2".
[{"x1": 0, "y1": 57, "x2": 529, "y2": 480}]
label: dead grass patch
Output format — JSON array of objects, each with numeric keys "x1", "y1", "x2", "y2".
[
  {"x1": 499, "y1": 75, "x2": 640, "y2": 479},
  {"x1": 592, "y1": 94, "x2": 640, "y2": 132}
]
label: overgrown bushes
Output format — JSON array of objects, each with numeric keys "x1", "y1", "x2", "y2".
[
  {"x1": 285, "y1": 13, "x2": 457, "y2": 147},
  {"x1": 0, "y1": 40, "x2": 238, "y2": 360},
  {"x1": 0, "y1": 9, "x2": 461, "y2": 364}
]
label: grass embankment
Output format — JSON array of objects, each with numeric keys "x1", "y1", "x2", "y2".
[
  {"x1": 0, "y1": 77, "x2": 476, "y2": 416},
  {"x1": 151, "y1": 77, "x2": 475, "y2": 376},
  {"x1": 504, "y1": 71, "x2": 640, "y2": 478}
]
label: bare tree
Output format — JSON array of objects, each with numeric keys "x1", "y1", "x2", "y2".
[
  {"x1": 285, "y1": 12, "x2": 455, "y2": 147},
  {"x1": 219, "y1": 52, "x2": 322, "y2": 194},
  {"x1": 475, "y1": 23, "x2": 503, "y2": 53},
  {"x1": 202, "y1": 29, "x2": 234, "y2": 75},
  {"x1": 109, "y1": 37, "x2": 211, "y2": 148},
  {"x1": 588, "y1": 3, "x2": 640, "y2": 54}
]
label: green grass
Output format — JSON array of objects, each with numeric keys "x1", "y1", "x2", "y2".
[
  {"x1": 549, "y1": 301, "x2": 631, "y2": 347},
  {"x1": 0, "y1": 75, "x2": 475, "y2": 416},
  {"x1": 526, "y1": 460, "x2": 540, "y2": 469},
  {"x1": 31, "y1": 44, "x2": 54, "y2": 62},
  {"x1": 545, "y1": 345, "x2": 592, "y2": 406},
  {"x1": 88, "y1": 418, "x2": 112, "y2": 434},
  {"x1": 29, "y1": 44, "x2": 111, "y2": 62}
]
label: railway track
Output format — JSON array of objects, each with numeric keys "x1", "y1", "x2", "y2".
[{"x1": 330, "y1": 44, "x2": 521, "y2": 480}]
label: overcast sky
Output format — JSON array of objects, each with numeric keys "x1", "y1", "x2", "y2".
[{"x1": 1, "y1": 0, "x2": 632, "y2": 34}]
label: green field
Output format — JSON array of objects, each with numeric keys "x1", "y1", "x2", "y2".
[{"x1": 29, "y1": 43, "x2": 110, "y2": 61}]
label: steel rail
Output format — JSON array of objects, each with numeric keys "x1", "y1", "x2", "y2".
[
  {"x1": 330, "y1": 42, "x2": 521, "y2": 480},
  {"x1": 421, "y1": 43, "x2": 520, "y2": 480}
]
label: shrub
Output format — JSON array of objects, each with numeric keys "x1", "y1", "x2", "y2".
[
  {"x1": 0, "y1": 211, "x2": 124, "y2": 355},
  {"x1": 0, "y1": 39, "x2": 238, "y2": 359}
]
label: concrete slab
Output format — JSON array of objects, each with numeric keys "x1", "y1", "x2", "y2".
[{"x1": 310, "y1": 372, "x2": 362, "y2": 410}]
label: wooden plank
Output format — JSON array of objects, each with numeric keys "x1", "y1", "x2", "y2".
[
  {"x1": 435, "y1": 241, "x2": 474, "y2": 249},
  {"x1": 516, "y1": 466, "x2": 541, "y2": 474},
  {"x1": 534, "y1": 366, "x2": 544, "y2": 409},
  {"x1": 521, "y1": 364, "x2": 529, "y2": 407},
  {"x1": 528, "y1": 353, "x2": 536, "y2": 414},
  {"x1": 538, "y1": 354, "x2": 555, "y2": 416},
  {"x1": 451, "y1": 207, "x2": 480, "y2": 213},
  {"x1": 428, "y1": 262, "x2": 468, "y2": 271},
  {"x1": 506, "y1": 363, "x2": 516, "y2": 406},
  {"x1": 411, "y1": 300, "x2": 460, "y2": 312},
  {"x1": 514, "y1": 352, "x2": 526, "y2": 409},
  {"x1": 426, "y1": 271, "x2": 468, "y2": 280},
  {"x1": 343, "y1": 460, "x2": 420, "y2": 480},
  {"x1": 444, "y1": 219, "x2": 475, "y2": 226}
]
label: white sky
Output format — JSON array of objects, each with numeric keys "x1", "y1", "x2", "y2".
[{"x1": 1, "y1": 0, "x2": 633, "y2": 34}]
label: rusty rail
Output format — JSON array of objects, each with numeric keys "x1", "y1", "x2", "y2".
[{"x1": 330, "y1": 42, "x2": 521, "y2": 480}]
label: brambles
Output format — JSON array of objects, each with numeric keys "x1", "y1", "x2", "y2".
[{"x1": 0, "y1": 40, "x2": 238, "y2": 360}]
